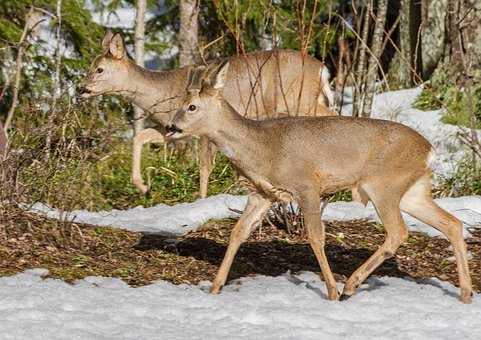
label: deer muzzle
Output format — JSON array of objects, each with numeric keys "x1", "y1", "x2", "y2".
[
  {"x1": 77, "y1": 86, "x2": 93, "y2": 99},
  {"x1": 165, "y1": 124, "x2": 184, "y2": 140}
]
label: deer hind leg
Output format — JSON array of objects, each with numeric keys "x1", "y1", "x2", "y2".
[
  {"x1": 342, "y1": 189, "x2": 408, "y2": 299},
  {"x1": 400, "y1": 175, "x2": 473, "y2": 303},
  {"x1": 210, "y1": 193, "x2": 271, "y2": 294},
  {"x1": 199, "y1": 136, "x2": 216, "y2": 198},
  {"x1": 299, "y1": 192, "x2": 339, "y2": 300},
  {"x1": 132, "y1": 128, "x2": 165, "y2": 195}
]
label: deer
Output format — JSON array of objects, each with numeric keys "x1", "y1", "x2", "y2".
[
  {"x1": 164, "y1": 60, "x2": 473, "y2": 303},
  {"x1": 78, "y1": 31, "x2": 335, "y2": 198}
]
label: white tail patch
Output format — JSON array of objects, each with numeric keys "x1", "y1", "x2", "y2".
[
  {"x1": 319, "y1": 66, "x2": 334, "y2": 108},
  {"x1": 426, "y1": 148, "x2": 436, "y2": 168}
]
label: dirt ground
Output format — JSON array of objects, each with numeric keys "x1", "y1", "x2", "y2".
[{"x1": 0, "y1": 208, "x2": 479, "y2": 293}]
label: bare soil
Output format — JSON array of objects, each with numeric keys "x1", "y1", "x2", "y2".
[{"x1": 0, "y1": 207, "x2": 479, "y2": 292}]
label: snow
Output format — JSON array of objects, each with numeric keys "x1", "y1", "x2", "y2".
[
  {"x1": 84, "y1": 0, "x2": 157, "y2": 29},
  {"x1": 323, "y1": 196, "x2": 481, "y2": 238},
  {"x1": 0, "y1": 269, "x2": 479, "y2": 340},
  {"x1": 30, "y1": 194, "x2": 248, "y2": 236},
  {"x1": 30, "y1": 195, "x2": 481, "y2": 239}
]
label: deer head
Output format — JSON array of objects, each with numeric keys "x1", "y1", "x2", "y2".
[
  {"x1": 78, "y1": 31, "x2": 131, "y2": 98},
  {"x1": 166, "y1": 60, "x2": 230, "y2": 140}
]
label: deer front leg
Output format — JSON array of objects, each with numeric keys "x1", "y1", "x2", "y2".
[
  {"x1": 210, "y1": 193, "x2": 271, "y2": 294},
  {"x1": 299, "y1": 192, "x2": 339, "y2": 300},
  {"x1": 132, "y1": 128, "x2": 165, "y2": 194},
  {"x1": 199, "y1": 136, "x2": 216, "y2": 198}
]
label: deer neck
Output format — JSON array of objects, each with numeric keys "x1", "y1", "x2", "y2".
[
  {"x1": 122, "y1": 62, "x2": 188, "y2": 118},
  {"x1": 207, "y1": 102, "x2": 266, "y2": 167}
]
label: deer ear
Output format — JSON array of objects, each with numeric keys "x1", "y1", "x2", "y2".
[
  {"x1": 212, "y1": 60, "x2": 230, "y2": 90},
  {"x1": 101, "y1": 30, "x2": 114, "y2": 54},
  {"x1": 187, "y1": 65, "x2": 207, "y2": 93},
  {"x1": 109, "y1": 33, "x2": 126, "y2": 59}
]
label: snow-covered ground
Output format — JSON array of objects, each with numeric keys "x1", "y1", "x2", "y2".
[
  {"x1": 31, "y1": 194, "x2": 481, "y2": 239},
  {"x1": 1, "y1": 269, "x2": 479, "y2": 340}
]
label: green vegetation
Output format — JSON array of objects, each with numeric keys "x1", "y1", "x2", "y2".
[
  {"x1": 414, "y1": 65, "x2": 481, "y2": 129},
  {"x1": 17, "y1": 134, "x2": 240, "y2": 211},
  {"x1": 435, "y1": 158, "x2": 481, "y2": 198},
  {"x1": 90, "y1": 142, "x2": 240, "y2": 210}
]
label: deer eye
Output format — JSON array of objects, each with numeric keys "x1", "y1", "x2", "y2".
[
  {"x1": 188, "y1": 104, "x2": 197, "y2": 112},
  {"x1": 96, "y1": 67, "x2": 104, "y2": 74}
]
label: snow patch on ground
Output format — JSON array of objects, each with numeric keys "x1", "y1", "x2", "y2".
[
  {"x1": 30, "y1": 195, "x2": 481, "y2": 238},
  {"x1": 323, "y1": 196, "x2": 481, "y2": 238},
  {"x1": 30, "y1": 194, "x2": 248, "y2": 236},
  {"x1": 0, "y1": 269, "x2": 479, "y2": 340}
]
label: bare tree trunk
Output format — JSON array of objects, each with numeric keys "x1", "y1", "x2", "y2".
[
  {"x1": 410, "y1": 0, "x2": 423, "y2": 80},
  {"x1": 4, "y1": 7, "x2": 36, "y2": 133},
  {"x1": 447, "y1": 0, "x2": 464, "y2": 81},
  {"x1": 361, "y1": 0, "x2": 388, "y2": 117},
  {"x1": 133, "y1": 0, "x2": 147, "y2": 135},
  {"x1": 399, "y1": 0, "x2": 412, "y2": 87},
  {"x1": 45, "y1": 0, "x2": 62, "y2": 159},
  {"x1": 179, "y1": 0, "x2": 200, "y2": 67},
  {"x1": 179, "y1": 0, "x2": 200, "y2": 155},
  {"x1": 353, "y1": 1, "x2": 371, "y2": 117}
]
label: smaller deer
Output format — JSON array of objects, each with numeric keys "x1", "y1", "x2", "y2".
[{"x1": 166, "y1": 61, "x2": 473, "y2": 303}]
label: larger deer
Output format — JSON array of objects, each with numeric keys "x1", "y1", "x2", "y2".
[
  {"x1": 79, "y1": 32, "x2": 334, "y2": 197},
  {"x1": 165, "y1": 61, "x2": 473, "y2": 303}
]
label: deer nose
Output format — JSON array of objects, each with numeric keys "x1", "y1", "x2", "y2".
[
  {"x1": 166, "y1": 124, "x2": 183, "y2": 134},
  {"x1": 78, "y1": 86, "x2": 92, "y2": 96}
]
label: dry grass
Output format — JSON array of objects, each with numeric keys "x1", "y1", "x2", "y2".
[{"x1": 0, "y1": 207, "x2": 479, "y2": 292}]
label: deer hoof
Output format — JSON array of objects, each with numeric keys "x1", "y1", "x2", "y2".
[
  {"x1": 327, "y1": 289, "x2": 340, "y2": 301},
  {"x1": 461, "y1": 288, "x2": 473, "y2": 304},
  {"x1": 339, "y1": 293, "x2": 353, "y2": 301},
  {"x1": 209, "y1": 284, "x2": 222, "y2": 295},
  {"x1": 133, "y1": 180, "x2": 149, "y2": 195}
]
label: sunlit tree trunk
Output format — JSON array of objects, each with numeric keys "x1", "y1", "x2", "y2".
[
  {"x1": 398, "y1": 0, "x2": 412, "y2": 87},
  {"x1": 353, "y1": 1, "x2": 372, "y2": 117},
  {"x1": 179, "y1": 0, "x2": 200, "y2": 66},
  {"x1": 133, "y1": 0, "x2": 147, "y2": 134},
  {"x1": 361, "y1": 0, "x2": 388, "y2": 117}
]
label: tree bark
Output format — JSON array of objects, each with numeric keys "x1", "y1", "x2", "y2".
[
  {"x1": 353, "y1": 1, "x2": 372, "y2": 117},
  {"x1": 133, "y1": 0, "x2": 147, "y2": 134},
  {"x1": 361, "y1": 0, "x2": 388, "y2": 117},
  {"x1": 399, "y1": 0, "x2": 412, "y2": 87},
  {"x1": 446, "y1": 0, "x2": 464, "y2": 81},
  {"x1": 179, "y1": 0, "x2": 200, "y2": 67},
  {"x1": 410, "y1": 0, "x2": 423, "y2": 80}
]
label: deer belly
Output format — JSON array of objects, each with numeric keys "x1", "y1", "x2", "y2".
[{"x1": 239, "y1": 169, "x2": 294, "y2": 203}]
